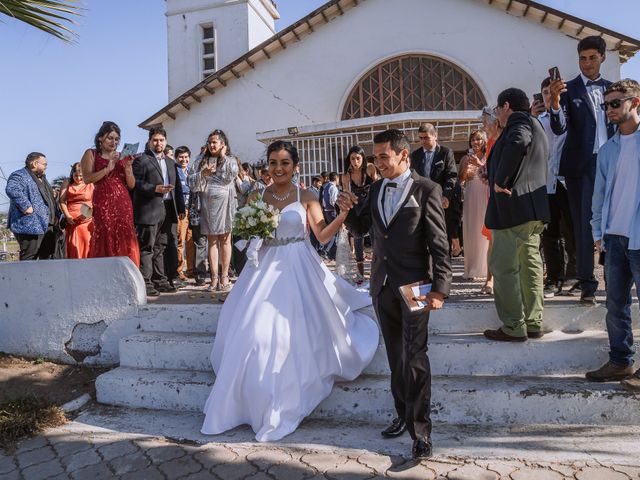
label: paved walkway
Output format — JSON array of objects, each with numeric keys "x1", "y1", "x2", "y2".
[{"x1": 2, "y1": 406, "x2": 639, "y2": 480}]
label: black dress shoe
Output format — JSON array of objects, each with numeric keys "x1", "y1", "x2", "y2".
[
  {"x1": 146, "y1": 286, "x2": 160, "y2": 297},
  {"x1": 381, "y1": 417, "x2": 406, "y2": 438},
  {"x1": 483, "y1": 328, "x2": 527, "y2": 342},
  {"x1": 195, "y1": 277, "x2": 206, "y2": 286},
  {"x1": 156, "y1": 283, "x2": 178, "y2": 293},
  {"x1": 170, "y1": 279, "x2": 185, "y2": 289},
  {"x1": 412, "y1": 438, "x2": 433, "y2": 460}
]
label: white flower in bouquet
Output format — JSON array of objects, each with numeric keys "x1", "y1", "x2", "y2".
[{"x1": 233, "y1": 195, "x2": 280, "y2": 240}]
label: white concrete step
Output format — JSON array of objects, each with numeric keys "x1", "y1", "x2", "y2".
[
  {"x1": 136, "y1": 301, "x2": 616, "y2": 335},
  {"x1": 96, "y1": 368, "x2": 640, "y2": 425},
  {"x1": 118, "y1": 330, "x2": 613, "y2": 376}
]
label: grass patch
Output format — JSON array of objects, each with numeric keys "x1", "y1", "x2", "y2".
[{"x1": 0, "y1": 396, "x2": 67, "y2": 451}]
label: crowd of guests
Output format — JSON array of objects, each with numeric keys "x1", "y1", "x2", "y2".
[{"x1": 5, "y1": 35, "x2": 640, "y2": 390}]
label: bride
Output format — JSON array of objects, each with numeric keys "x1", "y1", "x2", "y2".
[{"x1": 201, "y1": 140, "x2": 379, "y2": 441}]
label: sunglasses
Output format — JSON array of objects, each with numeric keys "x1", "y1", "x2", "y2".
[{"x1": 600, "y1": 97, "x2": 636, "y2": 110}]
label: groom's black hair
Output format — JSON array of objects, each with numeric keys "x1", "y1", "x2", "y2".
[
  {"x1": 373, "y1": 129, "x2": 410, "y2": 155},
  {"x1": 267, "y1": 140, "x2": 300, "y2": 165}
]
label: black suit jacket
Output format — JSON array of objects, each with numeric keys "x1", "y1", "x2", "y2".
[
  {"x1": 132, "y1": 150, "x2": 185, "y2": 226},
  {"x1": 410, "y1": 145, "x2": 457, "y2": 200},
  {"x1": 349, "y1": 171, "x2": 452, "y2": 298},
  {"x1": 485, "y1": 111, "x2": 550, "y2": 230},
  {"x1": 550, "y1": 75, "x2": 615, "y2": 178}
]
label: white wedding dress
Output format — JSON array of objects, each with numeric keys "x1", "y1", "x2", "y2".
[{"x1": 201, "y1": 188, "x2": 379, "y2": 441}]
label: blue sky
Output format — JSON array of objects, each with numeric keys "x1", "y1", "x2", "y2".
[{"x1": 1, "y1": 0, "x2": 639, "y2": 208}]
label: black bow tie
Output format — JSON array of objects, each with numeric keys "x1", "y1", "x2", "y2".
[
  {"x1": 586, "y1": 79, "x2": 605, "y2": 87},
  {"x1": 386, "y1": 182, "x2": 398, "y2": 189}
]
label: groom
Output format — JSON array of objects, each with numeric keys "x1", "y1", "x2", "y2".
[{"x1": 341, "y1": 129, "x2": 452, "y2": 459}]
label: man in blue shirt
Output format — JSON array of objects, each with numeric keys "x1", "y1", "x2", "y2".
[
  {"x1": 175, "y1": 146, "x2": 192, "y2": 281},
  {"x1": 586, "y1": 79, "x2": 640, "y2": 388}
]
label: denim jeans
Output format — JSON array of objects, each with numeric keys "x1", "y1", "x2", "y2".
[{"x1": 603, "y1": 234, "x2": 640, "y2": 367}]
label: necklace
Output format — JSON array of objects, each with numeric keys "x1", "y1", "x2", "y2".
[{"x1": 269, "y1": 187, "x2": 293, "y2": 202}]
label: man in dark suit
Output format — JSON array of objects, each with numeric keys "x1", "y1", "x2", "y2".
[
  {"x1": 133, "y1": 127, "x2": 185, "y2": 297},
  {"x1": 341, "y1": 129, "x2": 451, "y2": 459},
  {"x1": 549, "y1": 36, "x2": 615, "y2": 304},
  {"x1": 484, "y1": 88, "x2": 550, "y2": 342},
  {"x1": 410, "y1": 123, "x2": 457, "y2": 210}
]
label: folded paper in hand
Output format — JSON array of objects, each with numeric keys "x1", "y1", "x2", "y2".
[
  {"x1": 398, "y1": 280, "x2": 432, "y2": 312},
  {"x1": 121, "y1": 142, "x2": 140, "y2": 158}
]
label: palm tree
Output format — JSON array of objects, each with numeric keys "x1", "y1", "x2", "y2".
[{"x1": 0, "y1": 0, "x2": 82, "y2": 43}]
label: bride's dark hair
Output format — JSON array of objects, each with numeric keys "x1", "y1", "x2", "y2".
[{"x1": 267, "y1": 140, "x2": 299, "y2": 165}]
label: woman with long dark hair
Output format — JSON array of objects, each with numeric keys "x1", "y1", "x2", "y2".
[
  {"x1": 80, "y1": 121, "x2": 139, "y2": 266},
  {"x1": 190, "y1": 129, "x2": 238, "y2": 291},
  {"x1": 59, "y1": 162, "x2": 94, "y2": 258},
  {"x1": 459, "y1": 130, "x2": 490, "y2": 288},
  {"x1": 201, "y1": 140, "x2": 377, "y2": 442},
  {"x1": 340, "y1": 146, "x2": 374, "y2": 277}
]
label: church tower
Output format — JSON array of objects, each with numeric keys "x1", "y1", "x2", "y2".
[{"x1": 166, "y1": 0, "x2": 280, "y2": 100}]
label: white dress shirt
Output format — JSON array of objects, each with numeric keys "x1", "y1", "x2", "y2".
[
  {"x1": 154, "y1": 152, "x2": 170, "y2": 200},
  {"x1": 381, "y1": 168, "x2": 412, "y2": 224},
  {"x1": 538, "y1": 112, "x2": 567, "y2": 194},
  {"x1": 580, "y1": 73, "x2": 608, "y2": 154}
]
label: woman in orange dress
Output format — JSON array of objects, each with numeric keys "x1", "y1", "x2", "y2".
[
  {"x1": 60, "y1": 163, "x2": 94, "y2": 258},
  {"x1": 81, "y1": 121, "x2": 140, "y2": 266}
]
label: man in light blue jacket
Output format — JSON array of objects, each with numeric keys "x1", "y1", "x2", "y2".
[
  {"x1": 5, "y1": 152, "x2": 56, "y2": 261},
  {"x1": 587, "y1": 79, "x2": 640, "y2": 389}
]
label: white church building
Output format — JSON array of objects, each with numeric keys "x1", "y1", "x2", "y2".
[{"x1": 140, "y1": 0, "x2": 640, "y2": 183}]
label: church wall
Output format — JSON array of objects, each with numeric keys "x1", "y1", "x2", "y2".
[{"x1": 162, "y1": 0, "x2": 622, "y2": 164}]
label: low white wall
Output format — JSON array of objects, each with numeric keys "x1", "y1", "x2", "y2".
[{"x1": 0, "y1": 257, "x2": 146, "y2": 366}]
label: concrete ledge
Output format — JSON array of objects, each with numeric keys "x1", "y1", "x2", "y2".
[{"x1": 0, "y1": 257, "x2": 146, "y2": 365}]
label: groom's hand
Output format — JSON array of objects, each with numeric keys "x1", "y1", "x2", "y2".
[
  {"x1": 413, "y1": 291, "x2": 445, "y2": 311},
  {"x1": 336, "y1": 192, "x2": 357, "y2": 211}
]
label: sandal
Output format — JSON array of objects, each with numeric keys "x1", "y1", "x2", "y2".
[
  {"x1": 480, "y1": 283, "x2": 493, "y2": 295},
  {"x1": 218, "y1": 275, "x2": 232, "y2": 292},
  {"x1": 207, "y1": 276, "x2": 219, "y2": 292}
]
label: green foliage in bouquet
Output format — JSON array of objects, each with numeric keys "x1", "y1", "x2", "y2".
[{"x1": 233, "y1": 196, "x2": 280, "y2": 240}]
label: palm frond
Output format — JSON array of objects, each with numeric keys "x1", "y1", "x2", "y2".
[{"x1": 0, "y1": 0, "x2": 83, "y2": 43}]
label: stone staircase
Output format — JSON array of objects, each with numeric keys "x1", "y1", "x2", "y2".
[{"x1": 96, "y1": 262, "x2": 640, "y2": 427}]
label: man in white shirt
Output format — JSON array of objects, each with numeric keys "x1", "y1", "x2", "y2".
[
  {"x1": 533, "y1": 77, "x2": 575, "y2": 298},
  {"x1": 586, "y1": 79, "x2": 640, "y2": 387}
]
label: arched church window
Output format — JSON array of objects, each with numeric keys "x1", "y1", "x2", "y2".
[{"x1": 342, "y1": 54, "x2": 486, "y2": 120}]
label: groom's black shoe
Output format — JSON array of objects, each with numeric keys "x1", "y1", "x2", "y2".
[
  {"x1": 381, "y1": 417, "x2": 406, "y2": 438},
  {"x1": 412, "y1": 437, "x2": 433, "y2": 460}
]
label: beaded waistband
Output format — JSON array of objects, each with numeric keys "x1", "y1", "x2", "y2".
[{"x1": 263, "y1": 236, "x2": 306, "y2": 247}]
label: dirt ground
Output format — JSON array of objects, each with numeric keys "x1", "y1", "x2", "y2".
[{"x1": 0, "y1": 354, "x2": 107, "y2": 405}]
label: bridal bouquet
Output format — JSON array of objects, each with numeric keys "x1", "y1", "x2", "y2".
[{"x1": 233, "y1": 197, "x2": 280, "y2": 267}]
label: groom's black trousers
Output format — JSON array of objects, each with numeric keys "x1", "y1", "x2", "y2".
[{"x1": 373, "y1": 284, "x2": 432, "y2": 440}]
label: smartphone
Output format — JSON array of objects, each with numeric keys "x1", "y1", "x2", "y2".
[
  {"x1": 548, "y1": 66, "x2": 561, "y2": 82},
  {"x1": 467, "y1": 148, "x2": 474, "y2": 155},
  {"x1": 533, "y1": 93, "x2": 543, "y2": 104}
]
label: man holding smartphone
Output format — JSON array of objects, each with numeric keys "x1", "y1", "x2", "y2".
[
  {"x1": 532, "y1": 78, "x2": 575, "y2": 298},
  {"x1": 133, "y1": 127, "x2": 186, "y2": 296},
  {"x1": 549, "y1": 36, "x2": 615, "y2": 304}
]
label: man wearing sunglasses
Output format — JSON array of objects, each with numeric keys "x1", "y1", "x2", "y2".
[
  {"x1": 549, "y1": 36, "x2": 616, "y2": 305},
  {"x1": 587, "y1": 79, "x2": 640, "y2": 388}
]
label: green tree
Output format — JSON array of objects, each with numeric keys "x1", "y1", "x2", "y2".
[{"x1": 0, "y1": 0, "x2": 82, "y2": 43}]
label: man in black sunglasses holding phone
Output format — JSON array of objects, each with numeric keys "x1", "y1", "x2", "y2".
[
  {"x1": 549, "y1": 36, "x2": 615, "y2": 305},
  {"x1": 587, "y1": 79, "x2": 640, "y2": 386}
]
